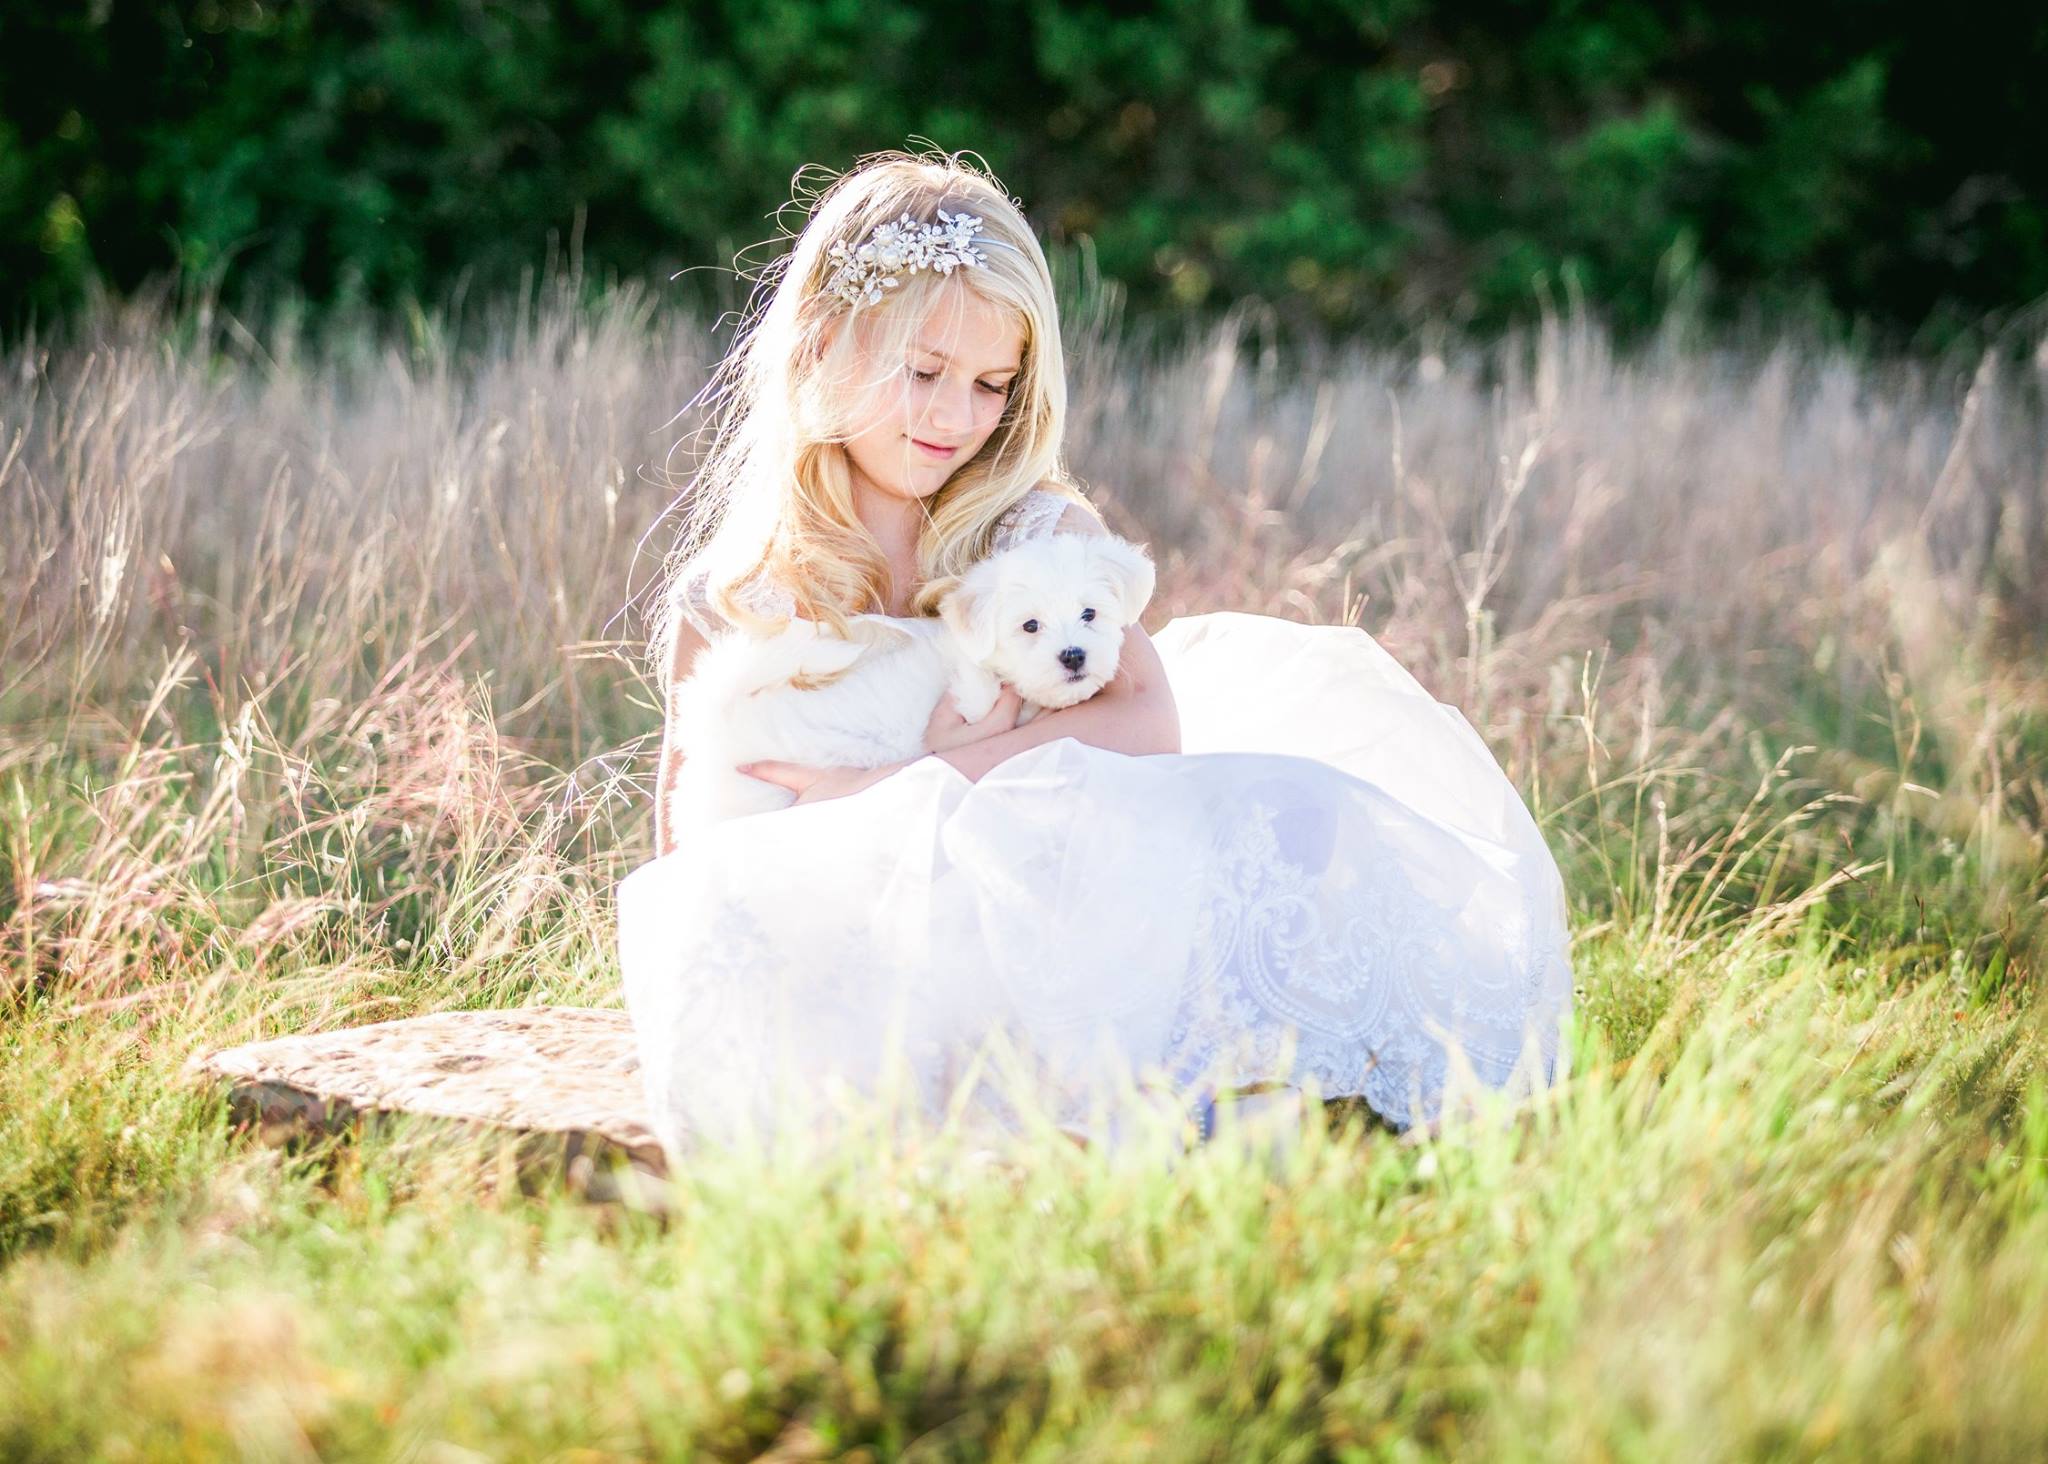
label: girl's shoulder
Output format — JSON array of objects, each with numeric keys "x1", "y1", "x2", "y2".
[
  {"x1": 991, "y1": 484, "x2": 1098, "y2": 551},
  {"x1": 677, "y1": 560, "x2": 796, "y2": 636}
]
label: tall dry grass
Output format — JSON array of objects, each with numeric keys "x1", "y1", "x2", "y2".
[
  {"x1": 4, "y1": 276, "x2": 2041, "y2": 1019},
  {"x1": 1, "y1": 276, "x2": 2045, "y2": 1454}
]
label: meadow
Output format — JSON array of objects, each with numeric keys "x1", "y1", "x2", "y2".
[{"x1": 3, "y1": 276, "x2": 2046, "y2": 1459}]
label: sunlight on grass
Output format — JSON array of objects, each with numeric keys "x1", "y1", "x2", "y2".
[{"x1": 2, "y1": 280, "x2": 2044, "y2": 1455}]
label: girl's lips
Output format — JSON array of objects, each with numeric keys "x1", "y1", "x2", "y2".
[{"x1": 910, "y1": 437, "x2": 959, "y2": 459}]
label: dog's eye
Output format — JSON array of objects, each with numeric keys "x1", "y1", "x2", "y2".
[
  {"x1": 1081, "y1": 607, "x2": 1096, "y2": 622},
  {"x1": 1021, "y1": 619, "x2": 1039, "y2": 634}
]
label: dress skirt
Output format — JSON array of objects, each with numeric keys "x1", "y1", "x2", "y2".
[{"x1": 617, "y1": 610, "x2": 1573, "y2": 1154}]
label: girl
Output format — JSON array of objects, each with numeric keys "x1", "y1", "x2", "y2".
[{"x1": 620, "y1": 148, "x2": 1572, "y2": 1155}]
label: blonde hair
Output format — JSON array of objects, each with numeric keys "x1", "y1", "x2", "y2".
[{"x1": 648, "y1": 145, "x2": 1084, "y2": 682}]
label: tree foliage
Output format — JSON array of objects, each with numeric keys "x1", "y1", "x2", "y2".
[{"x1": 3, "y1": 0, "x2": 2043, "y2": 343}]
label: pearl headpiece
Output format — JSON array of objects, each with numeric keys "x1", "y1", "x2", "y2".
[{"x1": 825, "y1": 208, "x2": 992, "y2": 308}]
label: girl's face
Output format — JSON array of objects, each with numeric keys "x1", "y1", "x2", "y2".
[{"x1": 840, "y1": 283, "x2": 1025, "y2": 504}]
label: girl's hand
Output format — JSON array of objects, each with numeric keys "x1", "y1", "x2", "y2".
[
  {"x1": 925, "y1": 685, "x2": 1025, "y2": 753},
  {"x1": 738, "y1": 759, "x2": 906, "y2": 806}
]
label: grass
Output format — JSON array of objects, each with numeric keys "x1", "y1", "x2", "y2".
[{"x1": 1, "y1": 275, "x2": 2045, "y2": 1458}]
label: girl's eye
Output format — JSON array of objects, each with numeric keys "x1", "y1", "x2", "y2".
[
  {"x1": 1021, "y1": 619, "x2": 1039, "y2": 634},
  {"x1": 1081, "y1": 607, "x2": 1096, "y2": 622},
  {"x1": 908, "y1": 364, "x2": 1010, "y2": 395}
]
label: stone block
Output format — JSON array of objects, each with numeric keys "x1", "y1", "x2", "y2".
[{"x1": 186, "y1": 1005, "x2": 670, "y2": 1201}]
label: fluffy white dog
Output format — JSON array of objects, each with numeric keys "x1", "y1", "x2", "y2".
[{"x1": 668, "y1": 531, "x2": 1157, "y2": 828}]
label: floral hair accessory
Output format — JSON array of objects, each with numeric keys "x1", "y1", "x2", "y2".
[{"x1": 825, "y1": 208, "x2": 992, "y2": 308}]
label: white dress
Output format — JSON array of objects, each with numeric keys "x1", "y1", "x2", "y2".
[{"x1": 617, "y1": 490, "x2": 1573, "y2": 1155}]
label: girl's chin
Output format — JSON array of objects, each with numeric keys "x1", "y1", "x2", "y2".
[
  {"x1": 861, "y1": 475, "x2": 947, "y2": 502},
  {"x1": 900, "y1": 459, "x2": 964, "y2": 491}
]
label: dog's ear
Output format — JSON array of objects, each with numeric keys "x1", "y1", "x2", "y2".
[
  {"x1": 784, "y1": 633, "x2": 868, "y2": 688},
  {"x1": 1091, "y1": 537, "x2": 1157, "y2": 621},
  {"x1": 936, "y1": 566, "x2": 1001, "y2": 665}
]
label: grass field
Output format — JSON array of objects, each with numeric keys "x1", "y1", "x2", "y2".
[{"x1": 3, "y1": 278, "x2": 2046, "y2": 1459}]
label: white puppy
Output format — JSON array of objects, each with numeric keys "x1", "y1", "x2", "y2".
[{"x1": 668, "y1": 531, "x2": 1157, "y2": 828}]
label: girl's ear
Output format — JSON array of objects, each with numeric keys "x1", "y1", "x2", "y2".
[
  {"x1": 1092, "y1": 537, "x2": 1157, "y2": 621},
  {"x1": 937, "y1": 567, "x2": 1001, "y2": 664},
  {"x1": 797, "y1": 315, "x2": 840, "y2": 371}
]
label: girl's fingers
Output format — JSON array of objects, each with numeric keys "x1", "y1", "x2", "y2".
[{"x1": 738, "y1": 760, "x2": 809, "y2": 790}]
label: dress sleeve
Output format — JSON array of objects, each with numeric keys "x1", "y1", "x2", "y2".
[
  {"x1": 676, "y1": 566, "x2": 728, "y2": 639},
  {"x1": 677, "y1": 564, "x2": 797, "y2": 639},
  {"x1": 990, "y1": 488, "x2": 1077, "y2": 552}
]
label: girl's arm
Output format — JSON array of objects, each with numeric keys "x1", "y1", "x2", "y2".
[
  {"x1": 737, "y1": 499, "x2": 1183, "y2": 802},
  {"x1": 926, "y1": 619, "x2": 1179, "y2": 782},
  {"x1": 652, "y1": 617, "x2": 714, "y2": 858},
  {"x1": 927, "y1": 499, "x2": 1180, "y2": 783}
]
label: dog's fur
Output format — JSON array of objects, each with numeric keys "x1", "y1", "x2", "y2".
[{"x1": 668, "y1": 532, "x2": 1157, "y2": 827}]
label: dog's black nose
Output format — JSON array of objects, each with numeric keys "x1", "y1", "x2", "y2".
[{"x1": 1058, "y1": 646, "x2": 1087, "y2": 672}]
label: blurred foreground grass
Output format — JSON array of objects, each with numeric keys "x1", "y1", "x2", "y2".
[{"x1": 2, "y1": 280, "x2": 2045, "y2": 1457}]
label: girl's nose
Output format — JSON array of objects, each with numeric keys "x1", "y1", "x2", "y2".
[{"x1": 926, "y1": 378, "x2": 976, "y2": 433}]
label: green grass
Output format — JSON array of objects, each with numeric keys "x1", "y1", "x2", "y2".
[
  {"x1": 3, "y1": 286, "x2": 2047, "y2": 1457},
  {"x1": 3, "y1": 655, "x2": 2040, "y2": 1461},
  {"x1": 3, "y1": 933, "x2": 2043, "y2": 1458}
]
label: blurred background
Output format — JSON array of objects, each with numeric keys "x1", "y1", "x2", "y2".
[
  {"x1": 6, "y1": 12, "x2": 2048, "y2": 1443},
  {"x1": 4, "y1": 0, "x2": 2046, "y2": 350}
]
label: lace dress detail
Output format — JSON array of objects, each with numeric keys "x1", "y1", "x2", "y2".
[
  {"x1": 990, "y1": 487, "x2": 1077, "y2": 551},
  {"x1": 676, "y1": 564, "x2": 796, "y2": 638}
]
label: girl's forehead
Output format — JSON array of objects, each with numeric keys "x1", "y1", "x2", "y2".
[{"x1": 910, "y1": 290, "x2": 1024, "y2": 366}]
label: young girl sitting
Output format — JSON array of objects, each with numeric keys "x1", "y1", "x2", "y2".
[{"x1": 619, "y1": 147, "x2": 1572, "y2": 1156}]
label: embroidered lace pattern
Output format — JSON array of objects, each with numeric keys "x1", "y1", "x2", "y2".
[
  {"x1": 1158, "y1": 774, "x2": 1570, "y2": 1128},
  {"x1": 988, "y1": 488, "x2": 1074, "y2": 551}
]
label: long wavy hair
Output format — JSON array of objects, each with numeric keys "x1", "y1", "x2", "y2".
[{"x1": 646, "y1": 146, "x2": 1084, "y2": 683}]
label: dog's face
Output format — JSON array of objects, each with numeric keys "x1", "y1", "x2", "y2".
[{"x1": 937, "y1": 532, "x2": 1157, "y2": 708}]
